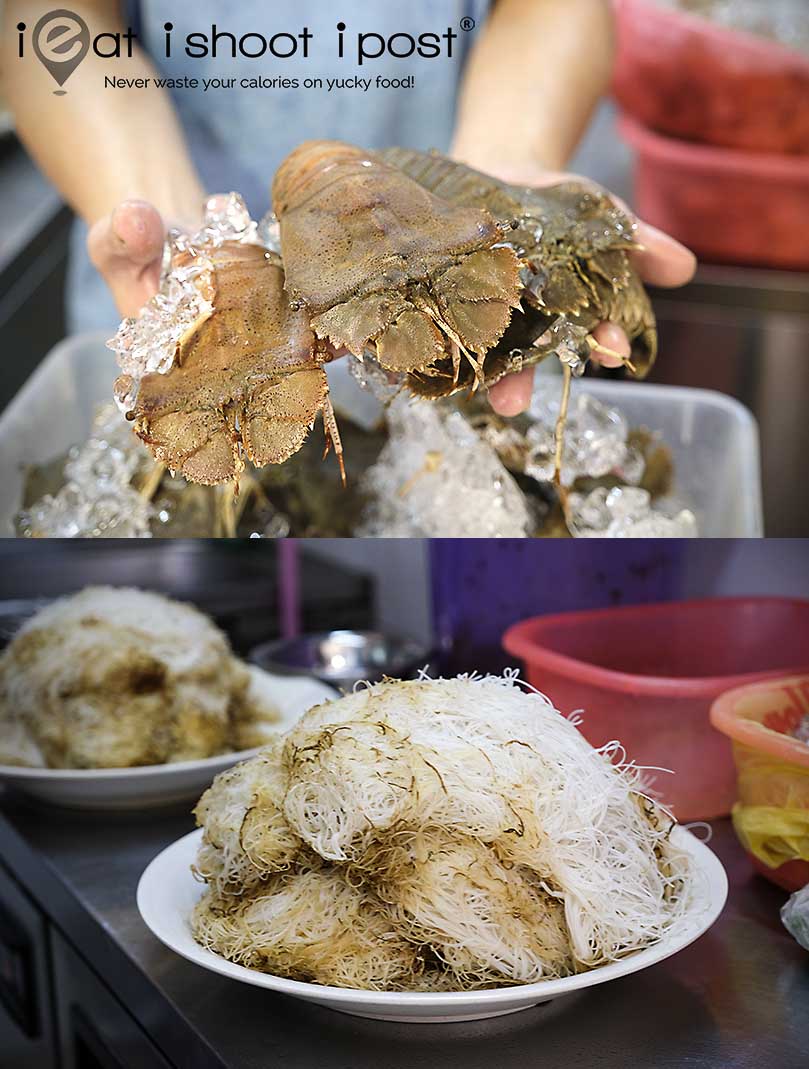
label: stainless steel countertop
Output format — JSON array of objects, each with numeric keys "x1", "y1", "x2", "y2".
[{"x1": 0, "y1": 796, "x2": 807, "y2": 1069}]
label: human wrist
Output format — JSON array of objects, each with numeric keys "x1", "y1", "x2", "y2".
[{"x1": 449, "y1": 132, "x2": 566, "y2": 184}]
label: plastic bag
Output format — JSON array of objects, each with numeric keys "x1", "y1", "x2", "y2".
[
  {"x1": 732, "y1": 803, "x2": 809, "y2": 869},
  {"x1": 782, "y1": 884, "x2": 809, "y2": 950}
]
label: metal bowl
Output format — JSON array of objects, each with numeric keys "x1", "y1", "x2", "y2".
[{"x1": 248, "y1": 630, "x2": 433, "y2": 692}]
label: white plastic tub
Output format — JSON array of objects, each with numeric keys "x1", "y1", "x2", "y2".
[
  {"x1": 0, "y1": 333, "x2": 763, "y2": 537},
  {"x1": 581, "y1": 378, "x2": 763, "y2": 538}
]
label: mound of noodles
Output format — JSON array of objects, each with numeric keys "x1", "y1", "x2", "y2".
[
  {"x1": 0, "y1": 587, "x2": 280, "y2": 769},
  {"x1": 191, "y1": 673, "x2": 694, "y2": 991}
]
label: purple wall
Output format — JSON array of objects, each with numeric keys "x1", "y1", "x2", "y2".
[{"x1": 430, "y1": 540, "x2": 688, "y2": 673}]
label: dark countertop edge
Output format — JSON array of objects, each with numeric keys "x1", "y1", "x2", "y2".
[{"x1": 0, "y1": 806, "x2": 227, "y2": 1069}]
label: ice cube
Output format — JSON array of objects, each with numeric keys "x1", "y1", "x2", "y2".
[
  {"x1": 357, "y1": 395, "x2": 531, "y2": 537},
  {"x1": 568, "y1": 484, "x2": 698, "y2": 538},
  {"x1": 567, "y1": 487, "x2": 612, "y2": 534},
  {"x1": 257, "y1": 211, "x2": 282, "y2": 253},
  {"x1": 533, "y1": 319, "x2": 592, "y2": 376},
  {"x1": 524, "y1": 380, "x2": 629, "y2": 487},
  {"x1": 348, "y1": 353, "x2": 402, "y2": 402},
  {"x1": 201, "y1": 192, "x2": 258, "y2": 245}
]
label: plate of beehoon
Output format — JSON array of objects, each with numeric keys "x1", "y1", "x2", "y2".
[
  {"x1": 138, "y1": 673, "x2": 727, "y2": 1021},
  {"x1": 0, "y1": 586, "x2": 335, "y2": 809}
]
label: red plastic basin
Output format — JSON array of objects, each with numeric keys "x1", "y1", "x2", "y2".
[
  {"x1": 503, "y1": 598, "x2": 809, "y2": 821},
  {"x1": 612, "y1": 0, "x2": 809, "y2": 155},
  {"x1": 619, "y1": 113, "x2": 809, "y2": 270}
]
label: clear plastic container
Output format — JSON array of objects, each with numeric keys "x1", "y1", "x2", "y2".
[
  {"x1": 580, "y1": 377, "x2": 762, "y2": 538},
  {"x1": 0, "y1": 333, "x2": 763, "y2": 537},
  {"x1": 0, "y1": 332, "x2": 117, "y2": 537},
  {"x1": 711, "y1": 673, "x2": 809, "y2": 891},
  {"x1": 503, "y1": 598, "x2": 809, "y2": 821}
]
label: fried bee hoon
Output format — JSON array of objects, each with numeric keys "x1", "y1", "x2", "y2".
[{"x1": 191, "y1": 674, "x2": 693, "y2": 991}]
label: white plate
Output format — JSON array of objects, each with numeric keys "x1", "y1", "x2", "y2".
[
  {"x1": 0, "y1": 674, "x2": 335, "y2": 810},
  {"x1": 137, "y1": 825, "x2": 728, "y2": 1023}
]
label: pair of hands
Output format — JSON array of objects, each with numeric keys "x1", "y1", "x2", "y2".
[{"x1": 89, "y1": 172, "x2": 696, "y2": 416}]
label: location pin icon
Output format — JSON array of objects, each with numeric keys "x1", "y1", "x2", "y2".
[{"x1": 33, "y1": 9, "x2": 90, "y2": 95}]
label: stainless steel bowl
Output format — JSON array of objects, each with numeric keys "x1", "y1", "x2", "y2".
[{"x1": 248, "y1": 630, "x2": 433, "y2": 691}]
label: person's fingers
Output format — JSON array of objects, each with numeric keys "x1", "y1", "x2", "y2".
[
  {"x1": 475, "y1": 167, "x2": 697, "y2": 290},
  {"x1": 109, "y1": 200, "x2": 164, "y2": 265},
  {"x1": 488, "y1": 366, "x2": 535, "y2": 416},
  {"x1": 632, "y1": 220, "x2": 697, "y2": 288},
  {"x1": 88, "y1": 200, "x2": 165, "y2": 317},
  {"x1": 591, "y1": 322, "x2": 631, "y2": 368},
  {"x1": 488, "y1": 322, "x2": 632, "y2": 416}
]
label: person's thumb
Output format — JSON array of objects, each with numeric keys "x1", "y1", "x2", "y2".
[{"x1": 87, "y1": 200, "x2": 165, "y2": 318}]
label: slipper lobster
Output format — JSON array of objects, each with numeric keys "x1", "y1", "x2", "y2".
[
  {"x1": 109, "y1": 145, "x2": 658, "y2": 495},
  {"x1": 272, "y1": 140, "x2": 524, "y2": 388},
  {"x1": 379, "y1": 147, "x2": 657, "y2": 398},
  {"x1": 112, "y1": 240, "x2": 341, "y2": 487}
]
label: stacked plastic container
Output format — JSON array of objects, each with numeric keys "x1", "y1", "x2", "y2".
[{"x1": 612, "y1": 0, "x2": 809, "y2": 270}]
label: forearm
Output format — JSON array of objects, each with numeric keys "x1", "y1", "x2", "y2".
[
  {"x1": 1, "y1": 0, "x2": 204, "y2": 225},
  {"x1": 451, "y1": 0, "x2": 614, "y2": 176}
]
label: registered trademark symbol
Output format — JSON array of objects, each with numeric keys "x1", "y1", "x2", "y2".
[{"x1": 460, "y1": 17, "x2": 475, "y2": 31}]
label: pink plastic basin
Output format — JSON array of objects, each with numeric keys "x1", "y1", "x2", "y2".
[
  {"x1": 619, "y1": 113, "x2": 809, "y2": 270},
  {"x1": 612, "y1": 0, "x2": 809, "y2": 155},
  {"x1": 503, "y1": 598, "x2": 809, "y2": 821}
]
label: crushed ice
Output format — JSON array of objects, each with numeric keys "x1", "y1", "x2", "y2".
[
  {"x1": 793, "y1": 715, "x2": 809, "y2": 745},
  {"x1": 20, "y1": 365, "x2": 699, "y2": 539},
  {"x1": 518, "y1": 378, "x2": 640, "y2": 488},
  {"x1": 660, "y1": 0, "x2": 809, "y2": 54},
  {"x1": 358, "y1": 376, "x2": 699, "y2": 538},
  {"x1": 348, "y1": 351, "x2": 402, "y2": 403},
  {"x1": 256, "y1": 210, "x2": 282, "y2": 253},
  {"x1": 357, "y1": 395, "x2": 532, "y2": 538},
  {"x1": 568, "y1": 486, "x2": 698, "y2": 538},
  {"x1": 17, "y1": 405, "x2": 153, "y2": 538}
]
